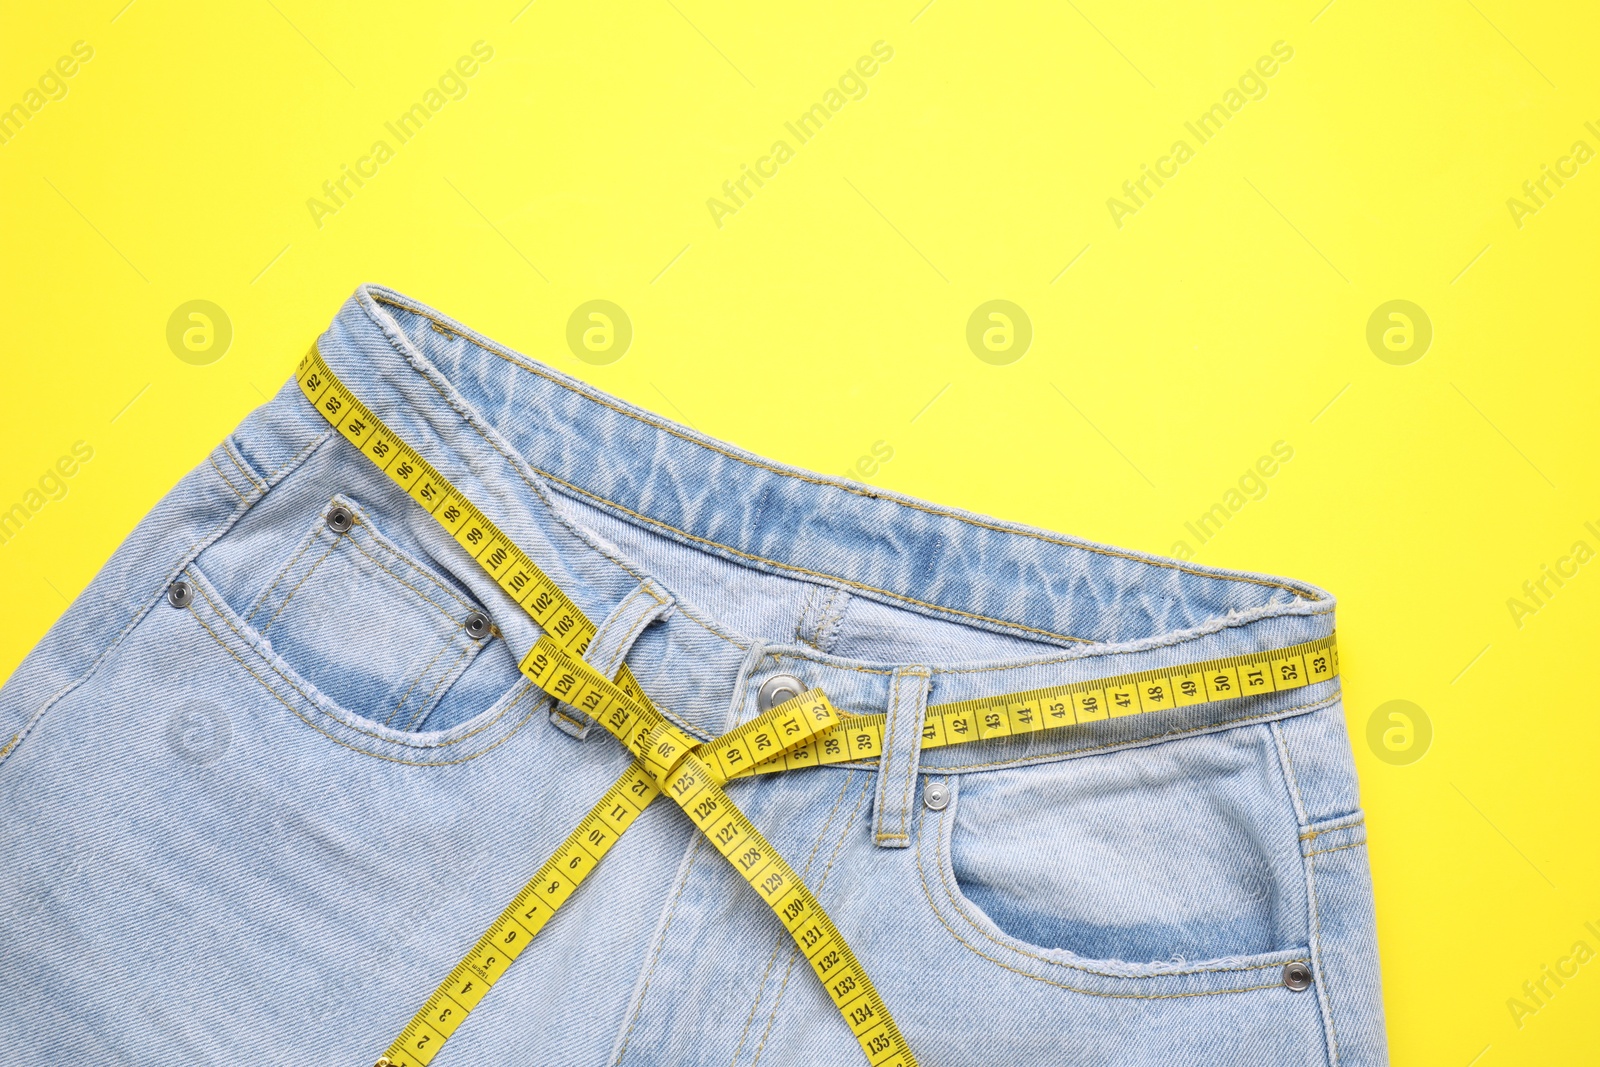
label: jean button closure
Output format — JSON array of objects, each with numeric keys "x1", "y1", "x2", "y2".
[
  {"x1": 1282, "y1": 962, "x2": 1313, "y2": 991},
  {"x1": 756, "y1": 674, "x2": 806, "y2": 712},
  {"x1": 922, "y1": 781, "x2": 949, "y2": 811}
]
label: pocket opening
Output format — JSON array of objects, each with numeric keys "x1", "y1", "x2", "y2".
[
  {"x1": 933, "y1": 725, "x2": 1310, "y2": 975},
  {"x1": 238, "y1": 494, "x2": 512, "y2": 733}
]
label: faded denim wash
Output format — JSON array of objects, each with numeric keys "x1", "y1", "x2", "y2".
[{"x1": 0, "y1": 285, "x2": 1386, "y2": 1065}]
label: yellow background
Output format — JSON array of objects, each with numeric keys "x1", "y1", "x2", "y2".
[{"x1": 2, "y1": 1, "x2": 1596, "y2": 1062}]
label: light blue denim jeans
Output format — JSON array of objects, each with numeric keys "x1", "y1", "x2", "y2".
[{"x1": 0, "y1": 286, "x2": 1386, "y2": 1065}]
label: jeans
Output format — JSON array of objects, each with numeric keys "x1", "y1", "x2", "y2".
[{"x1": 0, "y1": 285, "x2": 1386, "y2": 1065}]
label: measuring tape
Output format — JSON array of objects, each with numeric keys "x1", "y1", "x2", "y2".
[
  {"x1": 731, "y1": 634, "x2": 1338, "y2": 777},
  {"x1": 298, "y1": 351, "x2": 916, "y2": 1067},
  {"x1": 296, "y1": 348, "x2": 1340, "y2": 1066}
]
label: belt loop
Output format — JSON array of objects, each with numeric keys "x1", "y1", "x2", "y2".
[
  {"x1": 550, "y1": 577, "x2": 674, "y2": 739},
  {"x1": 872, "y1": 665, "x2": 931, "y2": 849},
  {"x1": 726, "y1": 639, "x2": 770, "y2": 734}
]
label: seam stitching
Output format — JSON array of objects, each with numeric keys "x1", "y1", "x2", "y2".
[
  {"x1": 1299, "y1": 817, "x2": 1366, "y2": 842},
  {"x1": 533, "y1": 466, "x2": 1097, "y2": 645},
  {"x1": 2, "y1": 428, "x2": 327, "y2": 772},
  {"x1": 1308, "y1": 845, "x2": 1343, "y2": 1064},
  {"x1": 556, "y1": 586, "x2": 647, "y2": 734},
  {"x1": 1277, "y1": 720, "x2": 1341, "y2": 1065},
  {"x1": 261, "y1": 535, "x2": 339, "y2": 633},
  {"x1": 730, "y1": 770, "x2": 859, "y2": 1067},
  {"x1": 1272, "y1": 720, "x2": 1311, "y2": 827},
  {"x1": 750, "y1": 774, "x2": 872, "y2": 1065},
  {"x1": 387, "y1": 640, "x2": 455, "y2": 727},
  {"x1": 190, "y1": 577, "x2": 523, "y2": 753},
  {"x1": 913, "y1": 796, "x2": 1308, "y2": 996},
  {"x1": 895, "y1": 668, "x2": 930, "y2": 840},
  {"x1": 190, "y1": 600, "x2": 538, "y2": 765},
  {"x1": 222, "y1": 439, "x2": 267, "y2": 494},
  {"x1": 918, "y1": 693, "x2": 1339, "y2": 773},
  {"x1": 927, "y1": 781, "x2": 1306, "y2": 981},
  {"x1": 246, "y1": 525, "x2": 321, "y2": 625},
  {"x1": 367, "y1": 293, "x2": 1323, "y2": 602},
  {"x1": 269, "y1": 428, "x2": 337, "y2": 483},
  {"x1": 873, "y1": 669, "x2": 906, "y2": 844},
  {"x1": 208, "y1": 454, "x2": 249, "y2": 506},
  {"x1": 344, "y1": 528, "x2": 471, "y2": 620},
  {"x1": 611, "y1": 838, "x2": 705, "y2": 1066},
  {"x1": 333, "y1": 310, "x2": 1341, "y2": 682},
  {"x1": 404, "y1": 640, "x2": 477, "y2": 730}
]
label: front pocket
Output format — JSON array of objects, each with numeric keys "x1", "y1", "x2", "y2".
[
  {"x1": 935, "y1": 723, "x2": 1308, "y2": 972},
  {"x1": 244, "y1": 494, "x2": 493, "y2": 730}
]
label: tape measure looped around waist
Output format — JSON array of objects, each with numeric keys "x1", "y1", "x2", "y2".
[
  {"x1": 299, "y1": 350, "x2": 917, "y2": 1067},
  {"x1": 299, "y1": 348, "x2": 1338, "y2": 1067}
]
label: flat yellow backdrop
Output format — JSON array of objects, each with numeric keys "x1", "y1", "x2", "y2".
[{"x1": 2, "y1": 2, "x2": 1596, "y2": 1062}]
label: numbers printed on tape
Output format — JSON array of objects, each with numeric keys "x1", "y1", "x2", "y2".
[
  {"x1": 301, "y1": 347, "x2": 1337, "y2": 1067},
  {"x1": 725, "y1": 635, "x2": 1339, "y2": 780}
]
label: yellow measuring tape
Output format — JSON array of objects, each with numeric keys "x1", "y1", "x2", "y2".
[
  {"x1": 297, "y1": 351, "x2": 914, "y2": 1067},
  {"x1": 730, "y1": 634, "x2": 1338, "y2": 778},
  {"x1": 296, "y1": 348, "x2": 1340, "y2": 1066}
]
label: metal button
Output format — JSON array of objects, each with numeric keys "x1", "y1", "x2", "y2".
[
  {"x1": 325, "y1": 505, "x2": 354, "y2": 533},
  {"x1": 167, "y1": 580, "x2": 193, "y2": 608},
  {"x1": 923, "y1": 780, "x2": 950, "y2": 811},
  {"x1": 1282, "y1": 961, "x2": 1313, "y2": 991},
  {"x1": 756, "y1": 673, "x2": 806, "y2": 712},
  {"x1": 464, "y1": 611, "x2": 491, "y2": 640}
]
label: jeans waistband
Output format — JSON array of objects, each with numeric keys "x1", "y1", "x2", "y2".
[{"x1": 248, "y1": 284, "x2": 1338, "y2": 768}]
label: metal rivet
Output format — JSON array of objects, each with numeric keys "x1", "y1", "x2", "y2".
[
  {"x1": 923, "y1": 780, "x2": 950, "y2": 811},
  {"x1": 756, "y1": 673, "x2": 806, "y2": 712},
  {"x1": 325, "y1": 505, "x2": 354, "y2": 533},
  {"x1": 167, "y1": 580, "x2": 193, "y2": 608},
  {"x1": 464, "y1": 611, "x2": 491, "y2": 641},
  {"x1": 1282, "y1": 961, "x2": 1313, "y2": 991}
]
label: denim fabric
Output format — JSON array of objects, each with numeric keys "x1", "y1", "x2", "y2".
[{"x1": 0, "y1": 285, "x2": 1386, "y2": 1065}]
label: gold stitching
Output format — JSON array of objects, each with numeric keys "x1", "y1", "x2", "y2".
[
  {"x1": 729, "y1": 771, "x2": 860, "y2": 1067},
  {"x1": 922, "y1": 781, "x2": 1305, "y2": 983},
  {"x1": 189, "y1": 603, "x2": 538, "y2": 766},
  {"x1": 895, "y1": 669, "x2": 930, "y2": 840},
  {"x1": 4, "y1": 431, "x2": 333, "y2": 771},
  {"x1": 368, "y1": 292, "x2": 1322, "y2": 602},
  {"x1": 223, "y1": 440, "x2": 267, "y2": 494},
  {"x1": 873, "y1": 669, "x2": 907, "y2": 844},
  {"x1": 403, "y1": 640, "x2": 477, "y2": 731},
  {"x1": 1299, "y1": 817, "x2": 1365, "y2": 842},
  {"x1": 345, "y1": 300, "x2": 1343, "y2": 777},
  {"x1": 535, "y1": 468, "x2": 1098, "y2": 646},
  {"x1": 208, "y1": 454, "x2": 249, "y2": 506},
  {"x1": 190, "y1": 577, "x2": 523, "y2": 752},
  {"x1": 362, "y1": 291, "x2": 1327, "y2": 663},
  {"x1": 611, "y1": 838, "x2": 705, "y2": 1065},
  {"x1": 387, "y1": 640, "x2": 456, "y2": 727},
  {"x1": 345, "y1": 528, "x2": 471, "y2": 620},
  {"x1": 269, "y1": 428, "x2": 338, "y2": 484},
  {"x1": 247, "y1": 524, "x2": 321, "y2": 626},
  {"x1": 1307, "y1": 836, "x2": 1343, "y2": 1062},
  {"x1": 338, "y1": 494, "x2": 478, "y2": 611},
  {"x1": 262, "y1": 535, "x2": 340, "y2": 633},
  {"x1": 552, "y1": 706, "x2": 590, "y2": 731},
  {"x1": 749, "y1": 775, "x2": 872, "y2": 1065},
  {"x1": 917, "y1": 692, "x2": 1341, "y2": 773},
  {"x1": 346, "y1": 319, "x2": 1341, "y2": 712}
]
